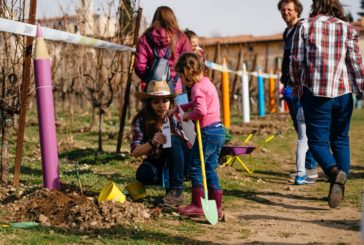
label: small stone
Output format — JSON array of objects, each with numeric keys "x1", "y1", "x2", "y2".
[
  {"x1": 260, "y1": 148, "x2": 268, "y2": 153},
  {"x1": 49, "y1": 230, "x2": 55, "y2": 234},
  {"x1": 90, "y1": 221, "x2": 98, "y2": 226},
  {"x1": 171, "y1": 212, "x2": 179, "y2": 217},
  {"x1": 38, "y1": 214, "x2": 49, "y2": 223}
]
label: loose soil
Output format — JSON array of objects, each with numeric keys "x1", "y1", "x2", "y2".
[{"x1": 1, "y1": 185, "x2": 154, "y2": 233}]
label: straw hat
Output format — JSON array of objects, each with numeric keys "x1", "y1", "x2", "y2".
[{"x1": 135, "y1": 80, "x2": 176, "y2": 102}]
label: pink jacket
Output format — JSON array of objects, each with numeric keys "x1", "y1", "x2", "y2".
[
  {"x1": 180, "y1": 76, "x2": 221, "y2": 128},
  {"x1": 134, "y1": 28, "x2": 192, "y2": 94}
]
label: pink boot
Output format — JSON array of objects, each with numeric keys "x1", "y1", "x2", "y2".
[
  {"x1": 177, "y1": 188, "x2": 204, "y2": 217},
  {"x1": 209, "y1": 189, "x2": 223, "y2": 219}
]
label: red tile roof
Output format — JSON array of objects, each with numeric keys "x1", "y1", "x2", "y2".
[{"x1": 200, "y1": 33, "x2": 283, "y2": 46}]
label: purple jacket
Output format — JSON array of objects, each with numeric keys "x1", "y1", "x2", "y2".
[{"x1": 134, "y1": 28, "x2": 192, "y2": 93}]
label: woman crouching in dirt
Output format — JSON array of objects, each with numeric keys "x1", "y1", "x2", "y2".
[{"x1": 130, "y1": 80, "x2": 191, "y2": 208}]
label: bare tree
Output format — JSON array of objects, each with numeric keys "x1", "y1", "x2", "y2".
[
  {"x1": 82, "y1": 72, "x2": 114, "y2": 152},
  {"x1": 0, "y1": 0, "x2": 25, "y2": 185}
]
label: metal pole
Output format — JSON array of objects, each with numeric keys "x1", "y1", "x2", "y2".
[
  {"x1": 13, "y1": 0, "x2": 37, "y2": 186},
  {"x1": 269, "y1": 69, "x2": 276, "y2": 113},
  {"x1": 116, "y1": 7, "x2": 142, "y2": 153},
  {"x1": 257, "y1": 69, "x2": 265, "y2": 117},
  {"x1": 221, "y1": 58, "x2": 230, "y2": 128},
  {"x1": 242, "y1": 64, "x2": 250, "y2": 123}
]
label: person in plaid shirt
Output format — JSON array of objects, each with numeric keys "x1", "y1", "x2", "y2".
[
  {"x1": 290, "y1": 0, "x2": 364, "y2": 208},
  {"x1": 131, "y1": 80, "x2": 191, "y2": 209}
]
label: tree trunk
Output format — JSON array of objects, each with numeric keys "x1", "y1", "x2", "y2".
[
  {"x1": 89, "y1": 107, "x2": 96, "y2": 131},
  {"x1": 67, "y1": 93, "x2": 74, "y2": 143},
  {"x1": 1, "y1": 118, "x2": 11, "y2": 184},
  {"x1": 98, "y1": 108, "x2": 103, "y2": 152}
]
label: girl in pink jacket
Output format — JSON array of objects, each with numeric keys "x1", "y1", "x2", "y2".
[
  {"x1": 134, "y1": 6, "x2": 192, "y2": 104},
  {"x1": 174, "y1": 52, "x2": 225, "y2": 220}
]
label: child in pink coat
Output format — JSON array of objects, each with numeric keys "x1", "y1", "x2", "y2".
[{"x1": 174, "y1": 52, "x2": 225, "y2": 219}]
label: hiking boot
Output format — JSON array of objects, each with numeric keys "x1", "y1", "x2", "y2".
[
  {"x1": 328, "y1": 170, "x2": 346, "y2": 208},
  {"x1": 163, "y1": 189, "x2": 184, "y2": 208},
  {"x1": 294, "y1": 175, "x2": 316, "y2": 185},
  {"x1": 177, "y1": 188, "x2": 204, "y2": 217}
]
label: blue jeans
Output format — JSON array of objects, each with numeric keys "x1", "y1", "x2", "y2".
[
  {"x1": 164, "y1": 135, "x2": 190, "y2": 189},
  {"x1": 189, "y1": 123, "x2": 225, "y2": 190},
  {"x1": 301, "y1": 87, "x2": 353, "y2": 176},
  {"x1": 136, "y1": 135, "x2": 190, "y2": 189},
  {"x1": 283, "y1": 87, "x2": 317, "y2": 170},
  {"x1": 283, "y1": 87, "x2": 299, "y2": 131}
]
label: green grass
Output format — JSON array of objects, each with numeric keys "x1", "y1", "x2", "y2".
[{"x1": 1, "y1": 105, "x2": 363, "y2": 244}]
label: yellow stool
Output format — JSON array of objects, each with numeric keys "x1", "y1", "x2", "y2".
[
  {"x1": 98, "y1": 182, "x2": 126, "y2": 204},
  {"x1": 125, "y1": 181, "x2": 147, "y2": 201}
]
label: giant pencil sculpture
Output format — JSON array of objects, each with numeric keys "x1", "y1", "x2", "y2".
[{"x1": 33, "y1": 24, "x2": 60, "y2": 189}]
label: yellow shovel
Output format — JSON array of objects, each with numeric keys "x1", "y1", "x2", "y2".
[{"x1": 196, "y1": 120, "x2": 218, "y2": 225}]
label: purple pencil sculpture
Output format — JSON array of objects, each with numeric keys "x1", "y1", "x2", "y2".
[{"x1": 33, "y1": 24, "x2": 60, "y2": 189}]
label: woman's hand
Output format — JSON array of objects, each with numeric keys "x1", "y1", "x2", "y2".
[
  {"x1": 131, "y1": 132, "x2": 166, "y2": 157},
  {"x1": 152, "y1": 132, "x2": 167, "y2": 145}
]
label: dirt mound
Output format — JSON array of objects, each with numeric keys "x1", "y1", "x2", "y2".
[{"x1": 3, "y1": 188, "x2": 153, "y2": 232}]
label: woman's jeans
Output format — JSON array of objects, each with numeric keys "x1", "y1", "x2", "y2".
[
  {"x1": 164, "y1": 135, "x2": 190, "y2": 189},
  {"x1": 136, "y1": 135, "x2": 190, "y2": 190},
  {"x1": 189, "y1": 123, "x2": 225, "y2": 190},
  {"x1": 301, "y1": 87, "x2": 353, "y2": 176},
  {"x1": 284, "y1": 86, "x2": 317, "y2": 170}
]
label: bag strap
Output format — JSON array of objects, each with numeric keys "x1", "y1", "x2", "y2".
[{"x1": 146, "y1": 33, "x2": 171, "y2": 59}]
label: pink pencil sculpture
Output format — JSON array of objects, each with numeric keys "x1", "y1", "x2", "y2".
[{"x1": 33, "y1": 23, "x2": 60, "y2": 189}]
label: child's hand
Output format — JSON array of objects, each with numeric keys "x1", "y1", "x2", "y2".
[
  {"x1": 167, "y1": 106, "x2": 177, "y2": 117},
  {"x1": 182, "y1": 112, "x2": 189, "y2": 121}
]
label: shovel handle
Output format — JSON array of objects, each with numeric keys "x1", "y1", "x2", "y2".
[
  {"x1": 264, "y1": 135, "x2": 275, "y2": 143},
  {"x1": 196, "y1": 121, "x2": 208, "y2": 194},
  {"x1": 265, "y1": 131, "x2": 281, "y2": 143},
  {"x1": 243, "y1": 130, "x2": 257, "y2": 144}
]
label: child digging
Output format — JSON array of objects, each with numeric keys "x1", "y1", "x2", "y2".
[{"x1": 174, "y1": 52, "x2": 225, "y2": 219}]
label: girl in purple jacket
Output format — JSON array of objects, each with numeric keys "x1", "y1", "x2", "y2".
[{"x1": 134, "y1": 6, "x2": 192, "y2": 104}]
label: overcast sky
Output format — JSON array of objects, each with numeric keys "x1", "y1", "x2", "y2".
[{"x1": 37, "y1": 0, "x2": 362, "y2": 37}]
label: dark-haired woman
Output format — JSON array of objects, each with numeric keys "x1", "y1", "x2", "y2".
[{"x1": 130, "y1": 80, "x2": 191, "y2": 208}]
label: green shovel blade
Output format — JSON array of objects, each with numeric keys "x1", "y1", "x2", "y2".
[{"x1": 201, "y1": 197, "x2": 218, "y2": 225}]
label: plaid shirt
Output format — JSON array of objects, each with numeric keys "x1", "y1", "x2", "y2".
[
  {"x1": 290, "y1": 15, "x2": 364, "y2": 98},
  {"x1": 130, "y1": 114, "x2": 191, "y2": 159}
]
